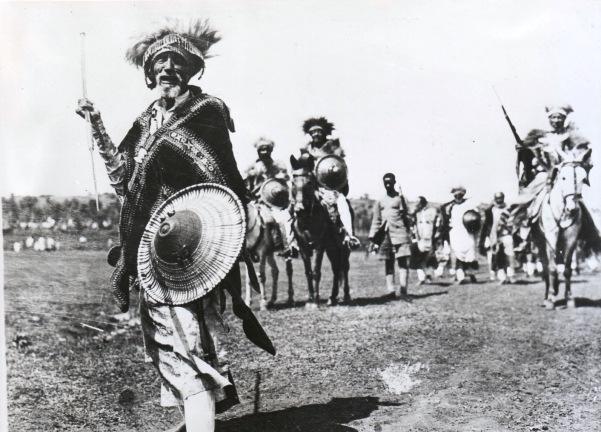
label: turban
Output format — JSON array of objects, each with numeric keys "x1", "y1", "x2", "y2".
[
  {"x1": 545, "y1": 104, "x2": 573, "y2": 118},
  {"x1": 254, "y1": 137, "x2": 275, "y2": 150}
]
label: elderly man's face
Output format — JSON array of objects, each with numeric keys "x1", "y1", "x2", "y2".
[
  {"x1": 548, "y1": 113, "x2": 566, "y2": 132},
  {"x1": 309, "y1": 128, "x2": 325, "y2": 146},
  {"x1": 152, "y1": 52, "x2": 192, "y2": 99}
]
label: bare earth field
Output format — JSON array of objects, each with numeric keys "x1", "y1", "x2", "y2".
[{"x1": 4, "y1": 251, "x2": 601, "y2": 431}]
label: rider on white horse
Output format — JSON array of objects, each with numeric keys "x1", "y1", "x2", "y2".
[
  {"x1": 511, "y1": 104, "x2": 600, "y2": 255},
  {"x1": 244, "y1": 137, "x2": 297, "y2": 256}
]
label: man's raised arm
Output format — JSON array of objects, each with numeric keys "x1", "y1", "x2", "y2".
[{"x1": 76, "y1": 98, "x2": 126, "y2": 196}]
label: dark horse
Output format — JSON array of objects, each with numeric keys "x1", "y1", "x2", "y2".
[{"x1": 290, "y1": 156, "x2": 352, "y2": 307}]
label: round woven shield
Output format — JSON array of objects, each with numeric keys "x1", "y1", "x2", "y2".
[
  {"x1": 260, "y1": 178, "x2": 290, "y2": 208},
  {"x1": 137, "y1": 183, "x2": 246, "y2": 305},
  {"x1": 462, "y1": 209, "x2": 482, "y2": 234},
  {"x1": 315, "y1": 155, "x2": 348, "y2": 191}
]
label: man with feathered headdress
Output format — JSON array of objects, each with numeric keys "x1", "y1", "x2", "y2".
[
  {"x1": 76, "y1": 20, "x2": 274, "y2": 432},
  {"x1": 296, "y1": 116, "x2": 359, "y2": 247}
]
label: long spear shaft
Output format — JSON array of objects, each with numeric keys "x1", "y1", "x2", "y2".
[{"x1": 80, "y1": 32, "x2": 100, "y2": 212}]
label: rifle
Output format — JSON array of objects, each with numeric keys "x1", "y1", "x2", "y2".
[
  {"x1": 491, "y1": 86, "x2": 524, "y2": 148},
  {"x1": 491, "y1": 86, "x2": 530, "y2": 181}
]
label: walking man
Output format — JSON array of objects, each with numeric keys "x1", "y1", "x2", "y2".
[
  {"x1": 369, "y1": 173, "x2": 413, "y2": 298},
  {"x1": 480, "y1": 192, "x2": 516, "y2": 284}
]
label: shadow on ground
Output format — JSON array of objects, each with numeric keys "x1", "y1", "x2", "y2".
[
  {"x1": 553, "y1": 297, "x2": 601, "y2": 308},
  {"x1": 268, "y1": 290, "x2": 449, "y2": 310},
  {"x1": 216, "y1": 397, "x2": 400, "y2": 432}
]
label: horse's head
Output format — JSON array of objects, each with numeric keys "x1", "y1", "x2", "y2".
[
  {"x1": 553, "y1": 149, "x2": 591, "y2": 214},
  {"x1": 290, "y1": 155, "x2": 316, "y2": 213}
]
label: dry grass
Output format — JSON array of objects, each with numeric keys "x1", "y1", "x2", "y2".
[{"x1": 4, "y1": 251, "x2": 601, "y2": 431}]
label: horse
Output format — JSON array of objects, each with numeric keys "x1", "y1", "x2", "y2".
[
  {"x1": 244, "y1": 202, "x2": 294, "y2": 310},
  {"x1": 289, "y1": 156, "x2": 352, "y2": 307},
  {"x1": 531, "y1": 153, "x2": 590, "y2": 309}
]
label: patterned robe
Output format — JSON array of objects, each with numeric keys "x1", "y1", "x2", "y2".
[{"x1": 92, "y1": 85, "x2": 272, "y2": 409}]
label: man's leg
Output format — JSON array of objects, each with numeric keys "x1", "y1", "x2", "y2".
[
  {"x1": 184, "y1": 390, "x2": 216, "y2": 432},
  {"x1": 487, "y1": 249, "x2": 496, "y2": 281},
  {"x1": 416, "y1": 268, "x2": 427, "y2": 284},
  {"x1": 501, "y1": 235, "x2": 516, "y2": 283},
  {"x1": 455, "y1": 260, "x2": 465, "y2": 284},
  {"x1": 385, "y1": 258, "x2": 396, "y2": 295},
  {"x1": 335, "y1": 193, "x2": 359, "y2": 246},
  {"x1": 273, "y1": 208, "x2": 298, "y2": 256},
  {"x1": 396, "y1": 256, "x2": 410, "y2": 297}
]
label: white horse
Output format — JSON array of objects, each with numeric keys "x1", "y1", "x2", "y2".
[{"x1": 532, "y1": 152, "x2": 591, "y2": 309}]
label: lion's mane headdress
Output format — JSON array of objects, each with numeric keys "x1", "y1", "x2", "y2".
[
  {"x1": 125, "y1": 19, "x2": 221, "y2": 89},
  {"x1": 302, "y1": 117, "x2": 335, "y2": 136}
]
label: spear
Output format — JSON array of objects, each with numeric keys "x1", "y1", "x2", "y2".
[{"x1": 80, "y1": 32, "x2": 100, "y2": 212}]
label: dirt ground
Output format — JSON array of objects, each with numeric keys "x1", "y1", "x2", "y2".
[{"x1": 4, "y1": 250, "x2": 601, "y2": 431}]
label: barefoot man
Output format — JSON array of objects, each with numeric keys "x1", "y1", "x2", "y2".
[{"x1": 76, "y1": 20, "x2": 274, "y2": 432}]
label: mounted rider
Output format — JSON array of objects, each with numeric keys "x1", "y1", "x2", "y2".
[
  {"x1": 75, "y1": 20, "x2": 274, "y2": 432},
  {"x1": 510, "y1": 104, "x2": 601, "y2": 255},
  {"x1": 244, "y1": 137, "x2": 297, "y2": 256},
  {"x1": 297, "y1": 116, "x2": 359, "y2": 248}
]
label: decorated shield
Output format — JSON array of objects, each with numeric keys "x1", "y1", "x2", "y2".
[
  {"x1": 462, "y1": 209, "x2": 482, "y2": 234},
  {"x1": 314, "y1": 155, "x2": 348, "y2": 191},
  {"x1": 260, "y1": 178, "x2": 290, "y2": 209},
  {"x1": 137, "y1": 183, "x2": 246, "y2": 305}
]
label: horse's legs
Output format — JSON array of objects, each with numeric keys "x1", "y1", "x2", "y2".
[
  {"x1": 285, "y1": 258, "x2": 294, "y2": 305},
  {"x1": 258, "y1": 254, "x2": 268, "y2": 310},
  {"x1": 301, "y1": 250, "x2": 315, "y2": 303},
  {"x1": 266, "y1": 253, "x2": 279, "y2": 306},
  {"x1": 532, "y1": 224, "x2": 553, "y2": 308},
  {"x1": 564, "y1": 233, "x2": 579, "y2": 309},
  {"x1": 244, "y1": 262, "x2": 252, "y2": 306},
  {"x1": 314, "y1": 248, "x2": 325, "y2": 305},
  {"x1": 341, "y1": 248, "x2": 351, "y2": 302},
  {"x1": 326, "y1": 247, "x2": 340, "y2": 305},
  {"x1": 547, "y1": 253, "x2": 560, "y2": 310}
]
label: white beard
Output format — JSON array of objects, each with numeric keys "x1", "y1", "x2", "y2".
[{"x1": 158, "y1": 82, "x2": 185, "y2": 100}]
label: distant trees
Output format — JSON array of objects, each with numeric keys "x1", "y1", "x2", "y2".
[
  {"x1": 350, "y1": 195, "x2": 375, "y2": 236},
  {"x1": 1, "y1": 193, "x2": 121, "y2": 231}
]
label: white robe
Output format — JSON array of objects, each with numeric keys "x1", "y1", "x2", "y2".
[{"x1": 449, "y1": 198, "x2": 479, "y2": 263}]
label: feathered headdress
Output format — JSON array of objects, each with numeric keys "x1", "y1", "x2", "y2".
[
  {"x1": 302, "y1": 117, "x2": 335, "y2": 136},
  {"x1": 125, "y1": 19, "x2": 221, "y2": 88}
]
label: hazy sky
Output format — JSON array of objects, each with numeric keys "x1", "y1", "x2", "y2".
[{"x1": 1, "y1": 0, "x2": 600, "y2": 206}]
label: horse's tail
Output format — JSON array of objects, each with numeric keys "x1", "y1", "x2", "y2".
[{"x1": 579, "y1": 203, "x2": 601, "y2": 256}]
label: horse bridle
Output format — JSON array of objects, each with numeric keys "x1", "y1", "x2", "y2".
[{"x1": 548, "y1": 161, "x2": 584, "y2": 230}]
